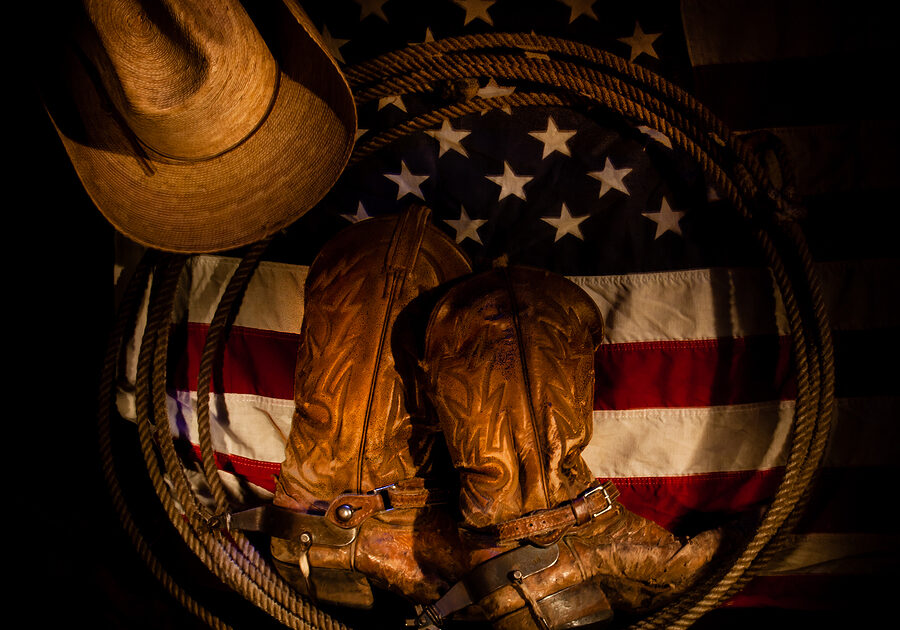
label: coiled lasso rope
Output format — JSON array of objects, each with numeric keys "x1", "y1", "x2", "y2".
[{"x1": 98, "y1": 33, "x2": 835, "y2": 630}]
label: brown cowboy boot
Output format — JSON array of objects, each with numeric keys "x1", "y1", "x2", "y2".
[
  {"x1": 257, "y1": 205, "x2": 473, "y2": 608},
  {"x1": 416, "y1": 265, "x2": 724, "y2": 629}
]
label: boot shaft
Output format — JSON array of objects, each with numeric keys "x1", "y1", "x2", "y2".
[
  {"x1": 423, "y1": 266, "x2": 604, "y2": 529},
  {"x1": 276, "y1": 206, "x2": 471, "y2": 510},
  {"x1": 415, "y1": 267, "x2": 725, "y2": 630}
]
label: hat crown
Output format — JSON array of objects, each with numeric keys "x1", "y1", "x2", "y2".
[{"x1": 84, "y1": 0, "x2": 278, "y2": 160}]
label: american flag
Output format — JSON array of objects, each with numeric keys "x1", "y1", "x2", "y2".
[{"x1": 107, "y1": 0, "x2": 898, "y2": 628}]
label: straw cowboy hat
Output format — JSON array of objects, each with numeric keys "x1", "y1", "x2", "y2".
[{"x1": 43, "y1": 0, "x2": 357, "y2": 253}]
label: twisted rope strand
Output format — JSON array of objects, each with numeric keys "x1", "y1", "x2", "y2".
[
  {"x1": 190, "y1": 238, "x2": 350, "y2": 628},
  {"x1": 133, "y1": 256, "x2": 345, "y2": 630},
  {"x1": 100, "y1": 32, "x2": 833, "y2": 630},
  {"x1": 195, "y1": 239, "x2": 273, "y2": 511},
  {"x1": 348, "y1": 33, "x2": 836, "y2": 630},
  {"x1": 98, "y1": 254, "x2": 235, "y2": 630}
]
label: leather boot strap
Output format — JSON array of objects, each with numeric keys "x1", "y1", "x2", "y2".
[
  {"x1": 493, "y1": 480, "x2": 620, "y2": 543},
  {"x1": 226, "y1": 504, "x2": 358, "y2": 545},
  {"x1": 229, "y1": 482, "x2": 448, "y2": 537},
  {"x1": 325, "y1": 483, "x2": 449, "y2": 529},
  {"x1": 408, "y1": 544, "x2": 560, "y2": 629}
]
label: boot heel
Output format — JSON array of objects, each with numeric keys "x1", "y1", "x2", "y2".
[
  {"x1": 271, "y1": 547, "x2": 376, "y2": 609},
  {"x1": 308, "y1": 567, "x2": 376, "y2": 609},
  {"x1": 495, "y1": 575, "x2": 614, "y2": 630}
]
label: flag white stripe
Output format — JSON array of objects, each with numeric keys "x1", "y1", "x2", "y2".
[
  {"x1": 681, "y1": 0, "x2": 861, "y2": 66},
  {"x1": 116, "y1": 256, "x2": 894, "y2": 419},
  {"x1": 568, "y1": 268, "x2": 788, "y2": 342},
  {"x1": 182, "y1": 255, "x2": 308, "y2": 334},
  {"x1": 757, "y1": 533, "x2": 900, "y2": 576},
  {"x1": 590, "y1": 396, "x2": 899, "y2": 477},
  {"x1": 165, "y1": 392, "x2": 897, "y2": 474},
  {"x1": 586, "y1": 400, "x2": 793, "y2": 477},
  {"x1": 179, "y1": 256, "x2": 897, "y2": 338},
  {"x1": 168, "y1": 390, "x2": 293, "y2": 466}
]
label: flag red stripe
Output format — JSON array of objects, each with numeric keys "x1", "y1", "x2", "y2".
[
  {"x1": 595, "y1": 335, "x2": 795, "y2": 409},
  {"x1": 173, "y1": 322, "x2": 886, "y2": 406},
  {"x1": 723, "y1": 573, "x2": 893, "y2": 611},
  {"x1": 173, "y1": 323, "x2": 797, "y2": 409},
  {"x1": 173, "y1": 322, "x2": 298, "y2": 402},
  {"x1": 188, "y1": 448, "x2": 886, "y2": 540},
  {"x1": 614, "y1": 467, "x2": 889, "y2": 535},
  {"x1": 793, "y1": 467, "x2": 893, "y2": 535},
  {"x1": 187, "y1": 443, "x2": 281, "y2": 492},
  {"x1": 611, "y1": 469, "x2": 782, "y2": 533}
]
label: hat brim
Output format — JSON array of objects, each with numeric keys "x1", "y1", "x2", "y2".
[{"x1": 45, "y1": 0, "x2": 356, "y2": 254}]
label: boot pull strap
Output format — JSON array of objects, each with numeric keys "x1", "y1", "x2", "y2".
[
  {"x1": 226, "y1": 481, "x2": 449, "y2": 537},
  {"x1": 325, "y1": 482, "x2": 450, "y2": 529},
  {"x1": 493, "y1": 480, "x2": 621, "y2": 544},
  {"x1": 382, "y1": 204, "x2": 431, "y2": 298}
]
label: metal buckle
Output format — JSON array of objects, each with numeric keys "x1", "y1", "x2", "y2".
[
  {"x1": 370, "y1": 483, "x2": 397, "y2": 510},
  {"x1": 583, "y1": 481, "x2": 619, "y2": 518}
]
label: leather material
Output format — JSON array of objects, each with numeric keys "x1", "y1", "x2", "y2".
[
  {"x1": 423, "y1": 266, "x2": 604, "y2": 534},
  {"x1": 566, "y1": 507, "x2": 723, "y2": 612},
  {"x1": 492, "y1": 480, "x2": 620, "y2": 543},
  {"x1": 323, "y1": 480, "x2": 450, "y2": 529},
  {"x1": 423, "y1": 266, "x2": 723, "y2": 627},
  {"x1": 271, "y1": 205, "x2": 472, "y2": 605},
  {"x1": 275, "y1": 205, "x2": 471, "y2": 511}
]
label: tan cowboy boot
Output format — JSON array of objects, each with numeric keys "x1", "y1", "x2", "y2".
[
  {"x1": 264, "y1": 205, "x2": 473, "y2": 608},
  {"x1": 416, "y1": 265, "x2": 724, "y2": 629}
]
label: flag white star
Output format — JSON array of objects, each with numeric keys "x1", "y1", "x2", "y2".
[
  {"x1": 529, "y1": 116, "x2": 577, "y2": 159},
  {"x1": 637, "y1": 125, "x2": 672, "y2": 149},
  {"x1": 411, "y1": 27, "x2": 436, "y2": 45},
  {"x1": 319, "y1": 26, "x2": 349, "y2": 64},
  {"x1": 378, "y1": 95, "x2": 407, "y2": 112},
  {"x1": 425, "y1": 119, "x2": 471, "y2": 157},
  {"x1": 642, "y1": 198, "x2": 684, "y2": 239},
  {"x1": 454, "y1": 0, "x2": 495, "y2": 25},
  {"x1": 487, "y1": 162, "x2": 532, "y2": 201},
  {"x1": 445, "y1": 206, "x2": 487, "y2": 244},
  {"x1": 342, "y1": 202, "x2": 372, "y2": 224},
  {"x1": 477, "y1": 78, "x2": 515, "y2": 99},
  {"x1": 557, "y1": 0, "x2": 597, "y2": 23},
  {"x1": 618, "y1": 22, "x2": 661, "y2": 62},
  {"x1": 385, "y1": 161, "x2": 429, "y2": 200},
  {"x1": 542, "y1": 203, "x2": 588, "y2": 242},
  {"x1": 356, "y1": 0, "x2": 389, "y2": 21},
  {"x1": 480, "y1": 104, "x2": 513, "y2": 116},
  {"x1": 589, "y1": 158, "x2": 632, "y2": 198}
]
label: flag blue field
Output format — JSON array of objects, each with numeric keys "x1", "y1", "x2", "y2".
[{"x1": 114, "y1": 0, "x2": 899, "y2": 625}]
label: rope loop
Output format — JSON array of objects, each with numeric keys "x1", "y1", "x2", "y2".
[{"x1": 98, "y1": 32, "x2": 834, "y2": 630}]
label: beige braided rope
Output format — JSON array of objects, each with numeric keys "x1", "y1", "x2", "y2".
[
  {"x1": 347, "y1": 32, "x2": 776, "y2": 204},
  {"x1": 100, "y1": 32, "x2": 834, "y2": 630},
  {"x1": 195, "y1": 239, "x2": 274, "y2": 512},
  {"x1": 343, "y1": 34, "x2": 834, "y2": 629},
  {"x1": 348, "y1": 33, "x2": 798, "y2": 226},
  {"x1": 98, "y1": 252, "x2": 235, "y2": 630},
  {"x1": 191, "y1": 239, "x2": 351, "y2": 628},
  {"x1": 96, "y1": 252, "x2": 348, "y2": 630},
  {"x1": 136, "y1": 255, "x2": 350, "y2": 630},
  {"x1": 635, "y1": 152, "x2": 833, "y2": 630}
]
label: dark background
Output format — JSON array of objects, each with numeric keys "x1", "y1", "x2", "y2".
[
  {"x1": 22, "y1": 86, "x2": 877, "y2": 630},
  {"x1": 21, "y1": 1, "x2": 895, "y2": 628}
]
